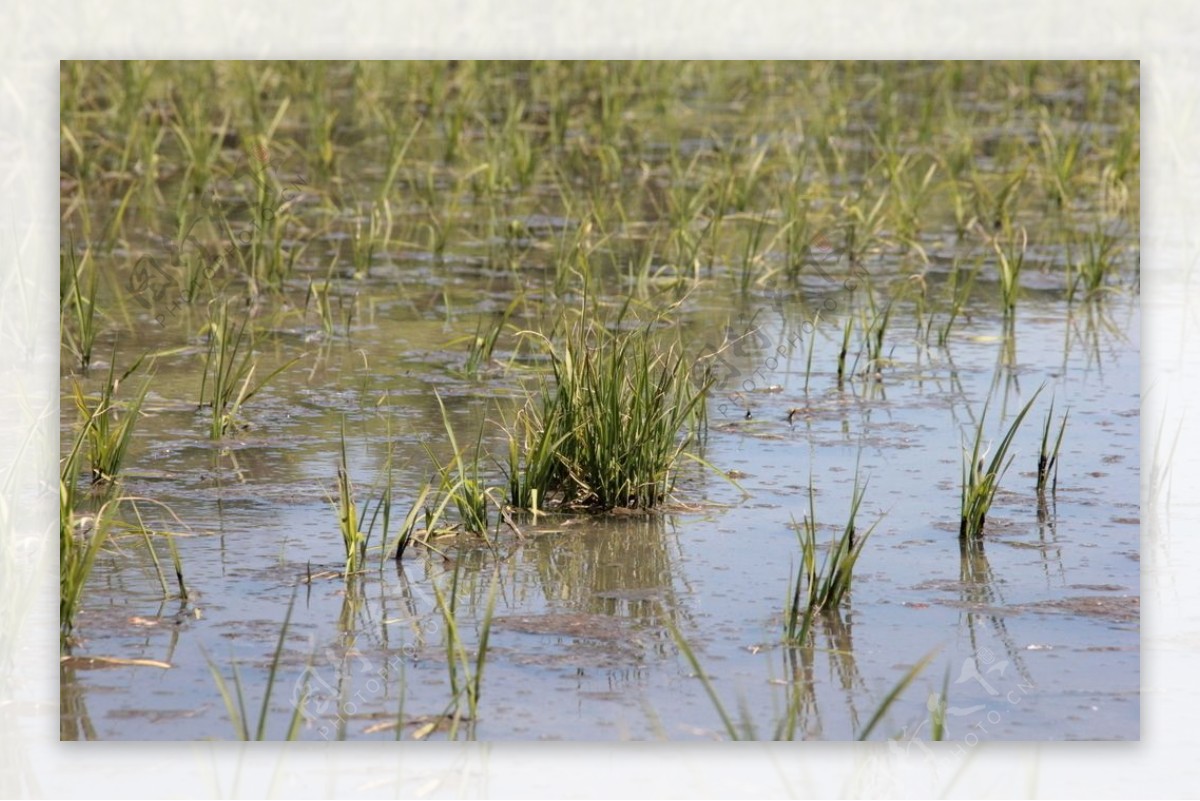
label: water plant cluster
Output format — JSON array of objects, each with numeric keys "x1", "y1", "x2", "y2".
[{"x1": 59, "y1": 61, "x2": 1137, "y2": 740}]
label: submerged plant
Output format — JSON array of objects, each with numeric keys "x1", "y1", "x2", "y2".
[{"x1": 960, "y1": 388, "x2": 1042, "y2": 539}]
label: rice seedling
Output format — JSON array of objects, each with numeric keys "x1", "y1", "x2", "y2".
[
  {"x1": 784, "y1": 472, "x2": 876, "y2": 645},
  {"x1": 836, "y1": 314, "x2": 854, "y2": 387},
  {"x1": 1037, "y1": 117, "x2": 1083, "y2": 208},
  {"x1": 70, "y1": 348, "x2": 150, "y2": 488},
  {"x1": 305, "y1": 278, "x2": 335, "y2": 337},
  {"x1": 500, "y1": 403, "x2": 567, "y2": 514},
  {"x1": 125, "y1": 500, "x2": 189, "y2": 601},
  {"x1": 960, "y1": 388, "x2": 1042, "y2": 540},
  {"x1": 60, "y1": 238, "x2": 99, "y2": 373},
  {"x1": 736, "y1": 211, "x2": 785, "y2": 294},
  {"x1": 670, "y1": 614, "x2": 938, "y2": 741},
  {"x1": 929, "y1": 667, "x2": 951, "y2": 741},
  {"x1": 376, "y1": 115, "x2": 422, "y2": 203},
  {"x1": 839, "y1": 185, "x2": 889, "y2": 266},
  {"x1": 205, "y1": 591, "x2": 308, "y2": 740},
  {"x1": 60, "y1": 498, "x2": 114, "y2": 646},
  {"x1": 60, "y1": 417, "x2": 107, "y2": 644},
  {"x1": 332, "y1": 419, "x2": 368, "y2": 574},
  {"x1": 1037, "y1": 400, "x2": 1069, "y2": 496},
  {"x1": 802, "y1": 312, "x2": 820, "y2": 394},
  {"x1": 386, "y1": 481, "x2": 444, "y2": 564},
  {"x1": 666, "y1": 616, "x2": 749, "y2": 740},
  {"x1": 350, "y1": 205, "x2": 386, "y2": 280},
  {"x1": 422, "y1": 172, "x2": 463, "y2": 262},
  {"x1": 861, "y1": 292, "x2": 895, "y2": 376},
  {"x1": 330, "y1": 418, "x2": 429, "y2": 572},
  {"x1": 971, "y1": 166, "x2": 1027, "y2": 233},
  {"x1": 197, "y1": 302, "x2": 298, "y2": 438},
  {"x1": 1068, "y1": 222, "x2": 1125, "y2": 302},
  {"x1": 937, "y1": 256, "x2": 979, "y2": 347},
  {"x1": 984, "y1": 222, "x2": 1027, "y2": 315},
  {"x1": 167, "y1": 94, "x2": 231, "y2": 202},
  {"x1": 428, "y1": 392, "x2": 492, "y2": 534},
  {"x1": 455, "y1": 303, "x2": 514, "y2": 379}
]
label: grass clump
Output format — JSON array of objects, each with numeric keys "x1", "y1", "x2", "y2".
[
  {"x1": 960, "y1": 388, "x2": 1042, "y2": 539},
  {"x1": 511, "y1": 305, "x2": 713, "y2": 511}
]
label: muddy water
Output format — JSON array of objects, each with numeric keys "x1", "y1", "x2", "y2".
[{"x1": 61, "y1": 275, "x2": 1138, "y2": 740}]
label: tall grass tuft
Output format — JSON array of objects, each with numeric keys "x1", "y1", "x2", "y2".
[
  {"x1": 960, "y1": 388, "x2": 1042, "y2": 539},
  {"x1": 513, "y1": 307, "x2": 714, "y2": 510}
]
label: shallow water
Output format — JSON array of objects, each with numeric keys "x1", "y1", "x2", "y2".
[
  {"x1": 61, "y1": 282, "x2": 1138, "y2": 741},
  {"x1": 60, "y1": 62, "x2": 1139, "y2": 741}
]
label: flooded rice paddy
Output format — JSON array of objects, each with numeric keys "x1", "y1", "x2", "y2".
[{"x1": 59, "y1": 61, "x2": 1139, "y2": 741}]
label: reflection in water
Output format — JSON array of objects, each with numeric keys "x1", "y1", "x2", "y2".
[
  {"x1": 496, "y1": 514, "x2": 684, "y2": 625},
  {"x1": 1035, "y1": 494, "x2": 1066, "y2": 586},
  {"x1": 1064, "y1": 296, "x2": 1129, "y2": 374},
  {"x1": 297, "y1": 516, "x2": 688, "y2": 740},
  {"x1": 778, "y1": 609, "x2": 864, "y2": 740},
  {"x1": 60, "y1": 660, "x2": 97, "y2": 741},
  {"x1": 956, "y1": 538, "x2": 1031, "y2": 686}
]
